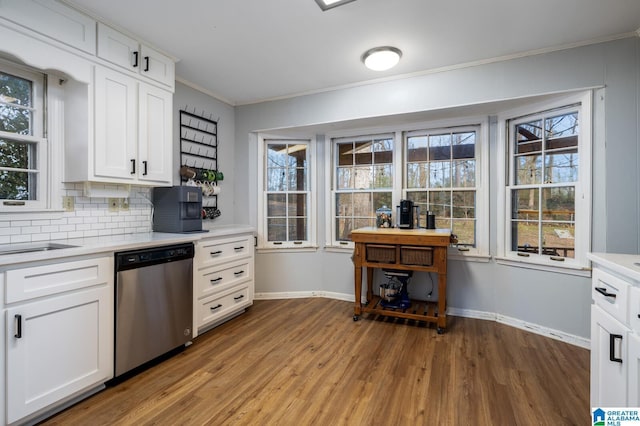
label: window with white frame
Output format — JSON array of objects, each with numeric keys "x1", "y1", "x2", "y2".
[
  {"x1": 405, "y1": 126, "x2": 481, "y2": 250},
  {"x1": 0, "y1": 60, "x2": 47, "y2": 210},
  {"x1": 331, "y1": 133, "x2": 394, "y2": 245},
  {"x1": 499, "y1": 92, "x2": 591, "y2": 270},
  {"x1": 258, "y1": 137, "x2": 315, "y2": 248}
]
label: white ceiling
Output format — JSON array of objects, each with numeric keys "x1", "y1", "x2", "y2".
[{"x1": 64, "y1": 0, "x2": 640, "y2": 106}]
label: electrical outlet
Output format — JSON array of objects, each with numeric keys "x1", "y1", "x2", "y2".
[
  {"x1": 119, "y1": 198, "x2": 130, "y2": 211},
  {"x1": 108, "y1": 198, "x2": 119, "y2": 212},
  {"x1": 62, "y1": 196, "x2": 74, "y2": 212}
]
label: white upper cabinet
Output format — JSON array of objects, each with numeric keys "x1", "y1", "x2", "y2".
[
  {"x1": 0, "y1": 0, "x2": 96, "y2": 54},
  {"x1": 97, "y1": 23, "x2": 175, "y2": 89}
]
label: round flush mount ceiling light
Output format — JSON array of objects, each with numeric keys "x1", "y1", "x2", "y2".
[{"x1": 362, "y1": 46, "x2": 402, "y2": 71}]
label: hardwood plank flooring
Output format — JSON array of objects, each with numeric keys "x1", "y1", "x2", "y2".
[{"x1": 40, "y1": 298, "x2": 590, "y2": 425}]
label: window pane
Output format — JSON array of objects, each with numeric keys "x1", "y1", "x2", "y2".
[
  {"x1": 544, "y1": 152, "x2": 578, "y2": 183},
  {"x1": 337, "y1": 167, "x2": 353, "y2": 189},
  {"x1": 0, "y1": 71, "x2": 32, "y2": 135},
  {"x1": 407, "y1": 163, "x2": 427, "y2": 188},
  {"x1": 336, "y1": 192, "x2": 353, "y2": 217},
  {"x1": 354, "y1": 141, "x2": 372, "y2": 165},
  {"x1": 267, "y1": 218, "x2": 286, "y2": 241},
  {"x1": 372, "y1": 138, "x2": 393, "y2": 164},
  {"x1": 287, "y1": 193, "x2": 306, "y2": 217},
  {"x1": 429, "y1": 191, "x2": 451, "y2": 218},
  {"x1": 452, "y1": 132, "x2": 475, "y2": 159},
  {"x1": 288, "y1": 218, "x2": 307, "y2": 241},
  {"x1": 0, "y1": 170, "x2": 36, "y2": 200},
  {"x1": 542, "y1": 222, "x2": 575, "y2": 258},
  {"x1": 353, "y1": 192, "x2": 372, "y2": 217},
  {"x1": 287, "y1": 145, "x2": 307, "y2": 168},
  {"x1": 336, "y1": 218, "x2": 353, "y2": 241},
  {"x1": 452, "y1": 191, "x2": 475, "y2": 219},
  {"x1": 512, "y1": 221, "x2": 539, "y2": 253},
  {"x1": 515, "y1": 155, "x2": 542, "y2": 185},
  {"x1": 353, "y1": 166, "x2": 373, "y2": 189},
  {"x1": 267, "y1": 144, "x2": 287, "y2": 168},
  {"x1": 338, "y1": 142, "x2": 354, "y2": 166},
  {"x1": 0, "y1": 138, "x2": 36, "y2": 169},
  {"x1": 515, "y1": 120, "x2": 542, "y2": 154},
  {"x1": 541, "y1": 187, "x2": 575, "y2": 221},
  {"x1": 407, "y1": 135, "x2": 428, "y2": 162},
  {"x1": 288, "y1": 167, "x2": 307, "y2": 191},
  {"x1": 429, "y1": 161, "x2": 450, "y2": 188},
  {"x1": 267, "y1": 194, "x2": 286, "y2": 217},
  {"x1": 429, "y1": 134, "x2": 451, "y2": 161},
  {"x1": 453, "y1": 219, "x2": 475, "y2": 246},
  {"x1": 372, "y1": 192, "x2": 392, "y2": 212},
  {"x1": 266, "y1": 168, "x2": 286, "y2": 191},
  {"x1": 373, "y1": 164, "x2": 392, "y2": 188},
  {"x1": 545, "y1": 112, "x2": 578, "y2": 150},
  {"x1": 452, "y1": 160, "x2": 475, "y2": 187},
  {"x1": 512, "y1": 188, "x2": 539, "y2": 220},
  {"x1": 354, "y1": 218, "x2": 374, "y2": 230}
]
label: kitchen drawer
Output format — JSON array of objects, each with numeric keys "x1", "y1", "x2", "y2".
[
  {"x1": 196, "y1": 285, "x2": 250, "y2": 328},
  {"x1": 196, "y1": 235, "x2": 253, "y2": 268},
  {"x1": 196, "y1": 259, "x2": 253, "y2": 299},
  {"x1": 592, "y1": 268, "x2": 630, "y2": 325},
  {"x1": 5, "y1": 257, "x2": 113, "y2": 304}
]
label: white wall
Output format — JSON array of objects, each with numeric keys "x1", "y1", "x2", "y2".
[{"x1": 234, "y1": 37, "x2": 640, "y2": 340}]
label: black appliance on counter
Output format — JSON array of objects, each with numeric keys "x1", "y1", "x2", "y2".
[
  {"x1": 152, "y1": 186, "x2": 203, "y2": 233},
  {"x1": 397, "y1": 199, "x2": 418, "y2": 229}
]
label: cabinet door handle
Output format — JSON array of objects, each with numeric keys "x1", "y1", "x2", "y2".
[
  {"x1": 234, "y1": 294, "x2": 245, "y2": 301},
  {"x1": 210, "y1": 277, "x2": 222, "y2": 284},
  {"x1": 234, "y1": 270, "x2": 245, "y2": 276},
  {"x1": 234, "y1": 246, "x2": 245, "y2": 251},
  {"x1": 142, "y1": 160, "x2": 148, "y2": 176},
  {"x1": 210, "y1": 250, "x2": 222, "y2": 256},
  {"x1": 144, "y1": 56, "x2": 150, "y2": 72},
  {"x1": 133, "y1": 51, "x2": 139, "y2": 68},
  {"x1": 609, "y1": 333, "x2": 623, "y2": 363},
  {"x1": 130, "y1": 159, "x2": 136, "y2": 174},
  {"x1": 210, "y1": 304, "x2": 222, "y2": 311},
  {"x1": 595, "y1": 287, "x2": 616, "y2": 299},
  {"x1": 14, "y1": 314, "x2": 22, "y2": 338}
]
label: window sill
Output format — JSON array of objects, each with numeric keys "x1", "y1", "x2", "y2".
[
  {"x1": 257, "y1": 245, "x2": 319, "y2": 254},
  {"x1": 495, "y1": 256, "x2": 592, "y2": 277}
]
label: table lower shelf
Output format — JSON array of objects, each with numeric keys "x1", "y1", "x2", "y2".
[{"x1": 354, "y1": 295, "x2": 446, "y2": 333}]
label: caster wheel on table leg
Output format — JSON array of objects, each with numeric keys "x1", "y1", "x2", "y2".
[
  {"x1": 353, "y1": 315, "x2": 359, "y2": 321},
  {"x1": 437, "y1": 327, "x2": 445, "y2": 334}
]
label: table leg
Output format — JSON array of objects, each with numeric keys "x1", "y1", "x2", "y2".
[
  {"x1": 354, "y1": 262, "x2": 362, "y2": 317},
  {"x1": 437, "y1": 272, "x2": 447, "y2": 333},
  {"x1": 366, "y1": 267, "x2": 374, "y2": 303}
]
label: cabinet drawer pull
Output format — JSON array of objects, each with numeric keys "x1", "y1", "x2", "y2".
[
  {"x1": 130, "y1": 159, "x2": 136, "y2": 174},
  {"x1": 457, "y1": 247, "x2": 470, "y2": 252},
  {"x1": 234, "y1": 246, "x2": 245, "y2": 251},
  {"x1": 610, "y1": 333, "x2": 623, "y2": 363},
  {"x1": 133, "y1": 51, "x2": 139, "y2": 68},
  {"x1": 595, "y1": 287, "x2": 616, "y2": 299},
  {"x1": 234, "y1": 294, "x2": 245, "y2": 301},
  {"x1": 210, "y1": 250, "x2": 222, "y2": 256},
  {"x1": 210, "y1": 277, "x2": 222, "y2": 284},
  {"x1": 234, "y1": 270, "x2": 244, "y2": 276},
  {"x1": 14, "y1": 314, "x2": 22, "y2": 339},
  {"x1": 210, "y1": 304, "x2": 222, "y2": 311},
  {"x1": 144, "y1": 56, "x2": 150, "y2": 72},
  {"x1": 142, "y1": 160, "x2": 148, "y2": 176}
]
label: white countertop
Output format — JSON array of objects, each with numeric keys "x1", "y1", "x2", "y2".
[
  {"x1": 0, "y1": 224, "x2": 255, "y2": 267},
  {"x1": 588, "y1": 252, "x2": 640, "y2": 282}
]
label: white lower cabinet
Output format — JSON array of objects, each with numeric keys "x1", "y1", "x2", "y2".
[
  {"x1": 194, "y1": 232, "x2": 255, "y2": 337},
  {"x1": 589, "y1": 253, "x2": 640, "y2": 408},
  {"x1": 2, "y1": 256, "x2": 113, "y2": 425}
]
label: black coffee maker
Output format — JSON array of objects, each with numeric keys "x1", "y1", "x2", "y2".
[{"x1": 397, "y1": 199, "x2": 417, "y2": 229}]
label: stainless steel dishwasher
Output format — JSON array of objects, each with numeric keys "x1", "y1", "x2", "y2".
[{"x1": 114, "y1": 242, "x2": 194, "y2": 377}]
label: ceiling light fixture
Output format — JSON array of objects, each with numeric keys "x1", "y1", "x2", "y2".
[
  {"x1": 362, "y1": 46, "x2": 402, "y2": 71},
  {"x1": 315, "y1": 0, "x2": 357, "y2": 11}
]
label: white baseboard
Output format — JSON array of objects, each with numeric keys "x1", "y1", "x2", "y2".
[{"x1": 255, "y1": 292, "x2": 590, "y2": 349}]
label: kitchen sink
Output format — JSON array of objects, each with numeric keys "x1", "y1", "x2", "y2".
[{"x1": 0, "y1": 242, "x2": 78, "y2": 256}]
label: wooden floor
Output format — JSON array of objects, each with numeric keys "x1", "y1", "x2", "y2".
[{"x1": 41, "y1": 298, "x2": 590, "y2": 425}]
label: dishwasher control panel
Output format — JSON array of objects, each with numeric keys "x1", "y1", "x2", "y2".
[{"x1": 116, "y1": 243, "x2": 194, "y2": 271}]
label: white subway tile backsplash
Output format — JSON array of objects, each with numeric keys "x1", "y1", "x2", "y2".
[{"x1": 0, "y1": 184, "x2": 153, "y2": 244}]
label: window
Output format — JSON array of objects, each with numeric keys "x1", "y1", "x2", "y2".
[
  {"x1": 0, "y1": 60, "x2": 46, "y2": 210},
  {"x1": 258, "y1": 136, "x2": 315, "y2": 249},
  {"x1": 405, "y1": 126, "x2": 481, "y2": 250},
  {"x1": 498, "y1": 92, "x2": 592, "y2": 271},
  {"x1": 331, "y1": 133, "x2": 394, "y2": 245}
]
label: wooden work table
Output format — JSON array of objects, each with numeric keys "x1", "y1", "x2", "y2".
[{"x1": 350, "y1": 227, "x2": 451, "y2": 333}]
